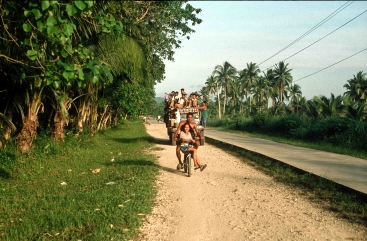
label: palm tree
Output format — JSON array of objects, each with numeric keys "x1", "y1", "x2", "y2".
[
  {"x1": 313, "y1": 94, "x2": 346, "y2": 118},
  {"x1": 227, "y1": 77, "x2": 240, "y2": 114},
  {"x1": 205, "y1": 74, "x2": 221, "y2": 118},
  {"x1": 343, "y1": 71, "x2": 367, "y2": 103},
  {"x1": 345, "y1": 101, "x2": 367, "y2": 121},
  {"x1": 251, "y1": 76, "x2": 272, "y2": 112},
  {"x1": 286, "y1": 84, "x2": 302, "y2": 113},
  {"x1": 274, "y1": 61, "x2": 293, "y2": 103},
  {"x1": 213, "y1": 61, "x2": 237, "y2": 116},
  {"x1": 264, "y1": 69, "x2": 277, "y2": 107},
  {"x1": 239, "y1": 62, "x2": 260, "y2": 110}
]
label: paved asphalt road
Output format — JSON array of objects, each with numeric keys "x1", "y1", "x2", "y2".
[{"x1": 204, "y1": 129, "x2": 367, "y2": 195}]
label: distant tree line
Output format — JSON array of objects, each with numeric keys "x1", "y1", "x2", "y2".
[
  {"x1": 199, "y1": 61, "x2": 366, "y2": 120},
  {"x1": 196, "y1": 60, "x2": 366, "y2": 150}
]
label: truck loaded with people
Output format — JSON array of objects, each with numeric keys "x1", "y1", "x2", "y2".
[{"x1": 163, "y1": 88, "x2": 205, "y2": 146}]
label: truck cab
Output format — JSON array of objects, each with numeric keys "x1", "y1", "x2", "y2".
[{"x1": 166, "y1": 107, "x2": 205, "y2": 146}]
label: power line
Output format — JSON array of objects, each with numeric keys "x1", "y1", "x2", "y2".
[
  {"x1": 258, "y1": 1, "x2": 354, "y2": 66},
  {"x1": 294, "y1": 47, "x2": 367, "y2": 82},
  {"x1": 264, "y1": 8, "x2": 367, "y2": 71}
]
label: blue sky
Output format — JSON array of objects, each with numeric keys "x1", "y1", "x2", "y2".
[{"x1": 154, "y1": 1, "x2": 367, "y2": 100}]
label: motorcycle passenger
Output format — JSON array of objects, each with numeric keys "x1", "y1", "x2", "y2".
[
  {"x1": 174, "y1": 112, "x2": 206, "y2": 171},
  {"x1": 179, "y1": 123, "x2": 207, "y2": 171}
]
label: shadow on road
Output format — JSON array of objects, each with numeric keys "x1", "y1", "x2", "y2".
[
  {"x1": 151, "y1": 137, "x2": 171, "y2": 146},
  {"x1": 158, "y1": 165, "x2": 190, "y2": 177}
]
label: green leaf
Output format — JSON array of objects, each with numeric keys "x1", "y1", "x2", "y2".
[
  {"x1": 53, "y1": 80, "x2": 60, "y2": 89},
  {"x1": 63, "y1": 24, "x2": 74, "y2": 37},
  {"x1": 61, "y1": 49, "x2": 69, "y2": 58},
  {"x1": 66, "y1": 45, "x2": 73, "y2": 54},
  {"x1": 57, "y1": 17, "x2": 67, "y2": 23},
  {"x1": 62, "y1": 70, "x2": 74, "y2": 81},
  {"x1": 29, "y1": 3, "x2": 38, "y2": 7},
  {"x1": 24, "y1": 10, "x2": 31, "y2": 17},
  {"x1": 78, "y1": 69, "x2": 84, "y2": 80},
  {"x1": 27, "y1": 50, "x2": 37, "y2": 60},
  {"x1": 45, "y1": 71, "x2": 53, "y2": 77},
  {"x1": 36, "y1": 21, "x2": 44, "y2": 31},
  {"x1": 27, "y1": 50, "x2": 37, "y2": 56},
  {"x1": 46, "y1": 16, "x2": 57, "y2": 26},
  {"x1": 41, "y1": 1, "x2": 50, "y2": 11},
  {"x1": 82, "y1": 48, "x2": 90, "y2": 55},
  {"x1": 66, "y1": 5, "x2": 78, "y2": 16},
  {"x1": 32, "y1": 9, "x2": 42, "y2": 20},
  {"x1": 91, "y1": 75, "x2": 99, "y2": 83},
  {"x1": 84, "y1": 1, "x2": 94, "y2": 8},
  {"x1": 22, "y1": 23, "x2": 32, "y2": 32},
  {"x1": 74, "y1": 1, "x2": 86, "y2": 11},
  {"x1": 47, "y1": 26, "x2": 58, "y2": 35}
]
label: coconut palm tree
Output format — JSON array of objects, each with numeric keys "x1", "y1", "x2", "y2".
[
  {"x1": 343, "y1": 71, "x2": 367, "y2": 103},
  {"x1": 264, "y1": 69, "x2": 278, "y2": 107},
  {"x1": 313, "y1": 94, "x2": 347, "y2": 118},
  {"x1": 345, "y1": 101, "x2": 367, "y2": 121},
  {"x1": 252, "y1": 76, "x2": 272, "y2": 112},
  {"x1": 239, "y1": 62, "x2": 260, "y2": 110},
  {"x1": 286, "y1": 84, "x2": 302, "y2": 113},
  {"x1": 274, "y1": 61, "x2": 293, "y2": 103},
  {"x1": 213, "y1": 61, "x2": 237, "y2": 116},
  {"x1": 205, "y1": 74, "x2": 221, "y2": 118}
]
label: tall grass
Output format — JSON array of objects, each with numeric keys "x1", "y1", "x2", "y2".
[{"x1": 0, "y1": 120, "x2": 158, "y2": 240}]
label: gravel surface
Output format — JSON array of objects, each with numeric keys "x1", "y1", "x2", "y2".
[{"x1": 138, "y1": 123, "x2": 366, "y2": 240}]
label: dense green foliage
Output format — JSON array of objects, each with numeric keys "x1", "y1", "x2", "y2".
[
  {"x1": 209, "y1": 115, "x2": 367, "y2": 153},
  {"x1": 0, "y1": 120, "x2": 159, "y2": 240},
  {"x1": 0, "y1": 0, "x2": 202, "y2": 151}
]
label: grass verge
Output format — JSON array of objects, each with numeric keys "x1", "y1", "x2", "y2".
[
  {"x1": 209, "y1": 126, "x2": 367, "y2": 160},
  {"x1": 0, "y1": 120, "x2": 158, "y2": 240},
  {"x1": 206, "y1": 137, "x2": 367, "y2": 227}
]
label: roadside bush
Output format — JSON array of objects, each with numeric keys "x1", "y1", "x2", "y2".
[
  {"x1": 234, "y1": 117, "x2": 252, "y2": 131},
  {"x1": 208, "y1": 118, "x2": 233, "y2": 128},
  {"x1": 264, "y1": 114, "x2": 306, "y2": 135},
  {"x1": 301, "y1": 118, "x2": 367, "y2": 146},
  {"x1": 251, "y1": 112, "x2": 268, "y2": 130}
]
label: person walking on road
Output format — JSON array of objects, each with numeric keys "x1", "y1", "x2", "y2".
[{"x1": 198, "y1": 101, "x2": 208, "y2": 130}]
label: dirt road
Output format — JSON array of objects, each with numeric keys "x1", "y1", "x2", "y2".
[{"x1": 138, "y1": 123, "x2": 366, "y2": 240}]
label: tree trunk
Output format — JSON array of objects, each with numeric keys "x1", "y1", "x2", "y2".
[
  {"x1": 102, "y1": 112, "x2": 111, "y2": 129},
  {"x1": 16, "y1": 96, "x2": 41, "y2": 152},
  {"x1": 90, "y1": 105, "x2": 98, "y2": 136},
  {"x1": 52, "y1": 110, "x2": 65, "y2": 141},
  {"x1": 223, "y1": 91, "x2": 226, "y2": 116},
  {"x1": 97, "y1": 105, "x2": 108, "y2": 130},
  {"x1": 76, "y1": 101, "x2": 90, "y2": 135},
  {"x1": 51, "y1": 96, "x2": 70, "y2": 141},
  {"x1": 217, "y1": 87, "x2": 221, "y2": 119}
]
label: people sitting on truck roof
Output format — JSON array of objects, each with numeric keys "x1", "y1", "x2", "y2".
[
  {"x1": 191, "y1": 93, "x2": 198, "y2": 107},
  {"x1": 175, "y1": 93, "x2": 187, "y2": 108},
  {"x1": 178, "y1": 88, "x2": 185, "y2": 98},
  {"x1": 164, "y1": 93, "x2": 173, "y2": 110},
  {"x1": 174, "y1": 112, "x2": 206, "y2": 171},
  {"x1": 174, "y1": 91, "x2": 180, "y2": 104}
]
